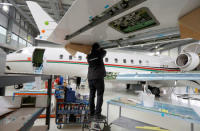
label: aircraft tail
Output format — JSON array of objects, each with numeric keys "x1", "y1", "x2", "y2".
[{"x1": 26, "y1": 1, "x2": 58, "y2": 40}]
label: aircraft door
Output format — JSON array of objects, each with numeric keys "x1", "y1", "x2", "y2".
[{"x1": 32, "y1": 48, "x2": 45, "y2": 68}]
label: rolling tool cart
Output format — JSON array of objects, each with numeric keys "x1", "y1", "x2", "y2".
[
  {"x1": 55, "y1": 85, "x2": 90, "y2": 129},
  {"x1": 55, "y1": 85, "x2": 110, "y2": 130}
]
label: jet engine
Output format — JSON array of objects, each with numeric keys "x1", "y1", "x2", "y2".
[{"x1": 176, "y1": 43, "x2": 200, "y2": 71}]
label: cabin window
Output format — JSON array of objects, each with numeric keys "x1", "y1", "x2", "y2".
[
  {"x1": 105, "y1": 58, "x2": 108, "y2": 62},
  {"x1": 59, "y1": 54, "x2": 63, "y2": 59},
  {"x1": 131, "y1": 59, "x2": 134, "y2": 64},
  {"x1": 16, "y1": 50, "x2": 23, "y2": 53},
  {"x1": 123, "y1": 59, "x2": 126, "y2": 63},
  {"x1": 114, "y1": 58, "x2": 118, "y2": 63},
  {"x1": 139, "y1": 60, "x2": 142, "y2": 64},
  {"x1": 69, "y1": 55, "x2": 72, "y2": 60},
  {"x1": 78, "y1": 56, "x2": 82, "y2": 60},
  {"x1": 146, "y1": 60, "x2": 149, "y2": 64}
]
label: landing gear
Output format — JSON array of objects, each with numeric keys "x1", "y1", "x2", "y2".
[
  {"x1": 126, "y1": 83, "x2": 160, "y2": 97},
  {"x1": 148, "y1": 86, "x2": 160, "y2": 97},
  {"x1": 14, "y1": 84, "x2": 23, "y2": 89}
]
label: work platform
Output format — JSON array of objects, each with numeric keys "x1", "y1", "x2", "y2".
[
  {"x1": 0, "y1": 73, "x2": 53, "y2": 130},
  {"x1": 0, "y1": 73, "x2": 51, "y2": 87},
  {"x1": 107, "y1": 97, "x2": 200, "y2": 131},
  {"x1": 0, "y1": 108, "x2": 45, "y2": 131}
]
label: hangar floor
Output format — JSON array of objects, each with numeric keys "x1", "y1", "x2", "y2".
[{"x1": 5, "y1": 82, "x2": 200, "y2": 131}]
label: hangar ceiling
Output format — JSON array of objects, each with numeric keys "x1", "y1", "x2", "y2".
[{"x1": 14, "y1": 0, "x2": 74, "y2": 22}]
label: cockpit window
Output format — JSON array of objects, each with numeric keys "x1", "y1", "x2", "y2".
[{"x1": 16, "y1": 50, "x2": 23, "y2": 53}]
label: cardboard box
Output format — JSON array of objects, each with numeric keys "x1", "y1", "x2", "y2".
[
  {"x1": 65, "y1": 43, "x2": 92, "y2": 55},
  {"x1": 179, "y1": 7, "x2": 200, "y2": 40}
]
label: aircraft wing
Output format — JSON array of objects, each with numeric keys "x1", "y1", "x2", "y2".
[
  {"x1": 47, "y1": 0, "x2": 200, "y2": 45},
  {"x1": 116, "y1": 73, "x2": 200, "y2": 81}
]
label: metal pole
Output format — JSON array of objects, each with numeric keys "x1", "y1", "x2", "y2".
[
  {"x1": 46, "y1": 75, "x2": 52, "y2": 130},
  {"x1": 0, "y1": 87, "x2": 5, "y2": 96},
  {"x1": 119, "y1": 106, "x2": 121, "y2": 118},
  {"x1": 107, "y1": 103, "x2": 109, "y2": 123},
  {"x1": 191, "y1": 123, "x2": 194, "y2": 131}
]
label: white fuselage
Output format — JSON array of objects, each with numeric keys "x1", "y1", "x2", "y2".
[
  {"x1": 6, "y1": 47, "x2": 179, "y2": 77},
  {"x1": 8, "y1": 47, "x2": 200, "y2": 88}
]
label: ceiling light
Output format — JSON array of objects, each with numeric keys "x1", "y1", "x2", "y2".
[
  {"x1": 2, "y1": 5, "x2": 9, "y2": 12},
  {"x1": 0, "y1": 3, "x2": 12, "y2": 6}
]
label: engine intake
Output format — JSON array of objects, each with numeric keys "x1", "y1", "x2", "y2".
[{"x1": 176, "y1": 52, "x2": 200, "y2": 71}]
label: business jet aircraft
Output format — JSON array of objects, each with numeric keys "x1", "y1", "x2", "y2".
[
  {"x1": 6, "y1": 42, "x2": 200, "y2": 94},
  {"x1": 6, "y1": 46, "x2": 180, "y2": 75},
  {"x1": 6, "y1": 45, "x2": 178, "y2": 94},
  {"x1": 6, "y1": 0, "x2": 200, "y2": 96}
]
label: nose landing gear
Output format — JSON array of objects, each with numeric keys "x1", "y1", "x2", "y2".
[{"x1": 14, "y1": 84, "x2": 23, "y2": 89}]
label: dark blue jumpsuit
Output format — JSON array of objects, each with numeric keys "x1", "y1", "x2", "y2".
[{"x1": 87, "y1": 48, "x2": 106, "y2": 116}]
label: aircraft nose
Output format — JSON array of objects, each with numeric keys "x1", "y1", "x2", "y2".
[{"x1": 6, "y1": 52, "x2": 34, "y2": 74}]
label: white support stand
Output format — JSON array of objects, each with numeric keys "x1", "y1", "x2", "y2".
[{"x1": 35, "y1": 77, "x2": 42, "y2": 90}]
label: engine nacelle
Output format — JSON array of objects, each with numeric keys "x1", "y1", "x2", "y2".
[{"x1": 176, "y1": 52, "x2": 200, "y2": 71}]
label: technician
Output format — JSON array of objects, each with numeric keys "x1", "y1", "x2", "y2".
[{"x1": 87, "y1": 43, "x2": 107, "y2": 119}]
